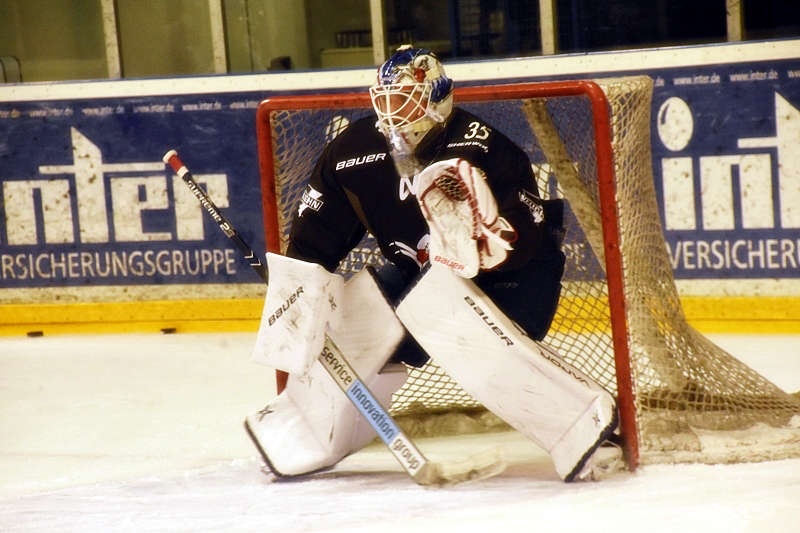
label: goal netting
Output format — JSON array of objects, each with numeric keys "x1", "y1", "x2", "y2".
[{"x1": 256, "y1": 76, "x2": 800, "y2": 468}]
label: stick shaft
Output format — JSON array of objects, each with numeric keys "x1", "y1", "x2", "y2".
[
  {"x1": 319, "y1": 336, "x2": 430, "y2": 479},
  {"x1": 163, "y1": 149, "x2": 268, "y2": 283}
]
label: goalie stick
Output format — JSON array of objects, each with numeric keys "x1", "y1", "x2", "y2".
[{"x1": 162, "y1": 149, "x2": 504, "y2": 486}]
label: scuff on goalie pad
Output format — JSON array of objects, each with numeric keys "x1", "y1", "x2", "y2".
[{"x1": 395, "y1": 264, "x2": 619, "y2": 481}]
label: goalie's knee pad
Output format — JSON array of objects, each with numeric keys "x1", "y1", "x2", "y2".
[
  {"x1": 396, "y1": 264, "x2": 617, "y2": 481},
  {"x1": 245, "y1": 268, "x2": 408, "y2": 476}
]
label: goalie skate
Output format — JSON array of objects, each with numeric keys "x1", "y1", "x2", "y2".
[{"x1": 575, "y1": 438, "x2": 625, "y2": 481}]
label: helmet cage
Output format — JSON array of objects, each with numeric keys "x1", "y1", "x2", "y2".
[
  {"x1": 369, "y1": 82, "x2": 434, "y2": 132},
  {"x1": 370, "y1": 47, "x2": 453, "y2": 145}
]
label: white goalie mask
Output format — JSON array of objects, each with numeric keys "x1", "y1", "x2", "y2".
[{"x1": 370, "y1": 46, "x2": 454, "y2": 154}]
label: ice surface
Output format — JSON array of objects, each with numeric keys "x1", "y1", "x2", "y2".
[{"x1": 1, "y1": 332, "x2": 798, "y2": 532}]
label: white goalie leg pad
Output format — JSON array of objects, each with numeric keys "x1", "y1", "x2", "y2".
[
  {"x1": 245, "y1": 268, "x2": 408, "y2": 476},
  {"x1": 246, "y1": 363, "x2": 407, "y2": 476},
  {"x1": 395, "y1": 265, "x2": 617, "y2": 481},
  {"x1": 251, "y1": 253, "x2": 344, "y2": 376}
]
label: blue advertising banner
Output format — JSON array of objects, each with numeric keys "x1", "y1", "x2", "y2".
[
  {"x1": 1, "y1": 42, "x2": 798, "y2": 296},
  {"x1": 0, "y1": 94, "x2": 267, "y2": 288},
  {"x1": 648, "y1": 61, "x2": 800, "y2": 280}
]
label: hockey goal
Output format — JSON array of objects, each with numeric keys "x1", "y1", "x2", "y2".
[{"x1": 256, "y1": 76, "x2": 800, "y2": 470}]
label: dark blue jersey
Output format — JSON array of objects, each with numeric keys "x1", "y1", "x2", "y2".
[{"x1": 287, "y1": 107, "x2": 558, "y2": 282}]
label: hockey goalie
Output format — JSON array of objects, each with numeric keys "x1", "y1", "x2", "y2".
[{"x1": 245, "y1": 46, "x2": 621, "y2": 482}]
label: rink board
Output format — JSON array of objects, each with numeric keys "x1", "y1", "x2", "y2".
[{"x1": 0, "y1": 40, "x2": 799, "y2": 333}]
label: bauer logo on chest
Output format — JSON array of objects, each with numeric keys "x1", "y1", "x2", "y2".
[{"x1": 335, "y1": 152, "x2": 387, "y2": 171}]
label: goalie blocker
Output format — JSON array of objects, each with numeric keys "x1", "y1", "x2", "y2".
[{"x1": 396, "y1": 264, "x2": 619, "y2": 481}]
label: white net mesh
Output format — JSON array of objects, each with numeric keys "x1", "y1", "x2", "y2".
[{"x1": 260, "y1": 77, "x2": 800, "y2": 465}]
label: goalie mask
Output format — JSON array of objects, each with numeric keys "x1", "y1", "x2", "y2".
[{"x1": 370, "y1": 46, "x2": 454, "y2": 154}]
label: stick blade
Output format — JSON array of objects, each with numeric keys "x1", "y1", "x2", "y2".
[{"x1": 413, "y1": 447, "x2": 506, "y2": 487}]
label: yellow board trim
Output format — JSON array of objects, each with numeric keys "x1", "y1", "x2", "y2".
[
  {"x1": 1, "y1": 296, "x2": 799, "y2": 336},
  {"x1": 0, "y1": 298, "x2": 263, "y2": 336},
  {"x1": 680, "y1": 296, "x2": 800, "y2": 334}
]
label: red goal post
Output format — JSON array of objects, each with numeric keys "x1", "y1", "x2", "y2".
[{"x1": 255, "y1": 77, "x2": 800, "y2": 472}]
